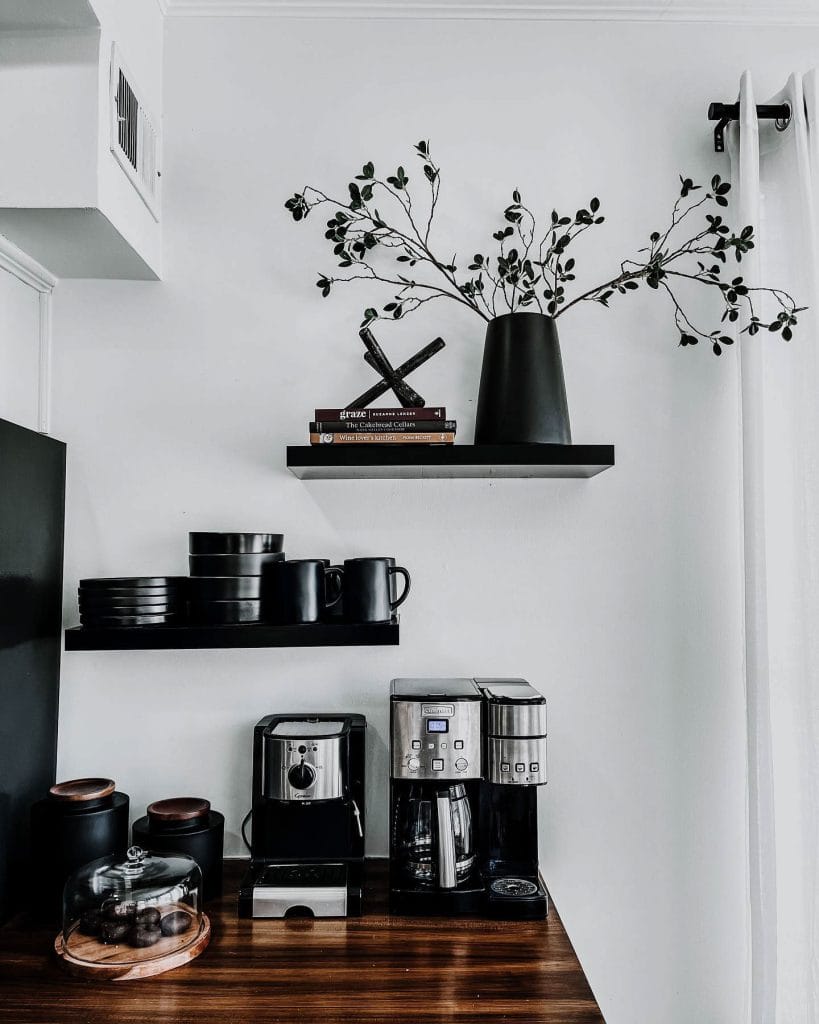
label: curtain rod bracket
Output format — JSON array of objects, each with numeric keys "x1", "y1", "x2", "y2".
[{"x1": 707, "y1": 101, "x2": 791, "y2": 153}]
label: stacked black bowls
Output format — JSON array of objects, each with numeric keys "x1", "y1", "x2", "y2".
[
  {"x1": 78, "y1": 577, "x2": 187, "y2": 627},
  {"x1": 187, "y1": 533, "x2": 284, "y2": 624}
]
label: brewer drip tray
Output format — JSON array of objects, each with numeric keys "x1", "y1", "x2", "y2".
[
  {"x1": 247, "y1": 862, "x2": 348, "y2": 918},
  {"x1": 490, "y1": 877, "x2": 539, "y2": 898},
  {"x1": 485, "y1": 874, "x2": 549, "y2": 920}
]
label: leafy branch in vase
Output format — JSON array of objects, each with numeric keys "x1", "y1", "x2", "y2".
[{"x1": 285, "y1": 142, "x2": 804, "y2": 355}]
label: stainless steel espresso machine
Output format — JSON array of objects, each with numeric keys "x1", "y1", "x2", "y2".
[
  {"x1": 389, "y1": 678, "x2": 548, "y2": 918},
  {"x1": 239, "y1": 714, "x2": 366, "y2": 918}
]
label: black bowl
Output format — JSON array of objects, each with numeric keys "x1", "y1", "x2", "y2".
[
  {"x1": 186, "y1": 576, "x2": 263, "y2": 601},
  {"x1": 188, "y1": 552, "x2": 285, "y2": 577},
  {"x1": 186, "y1": 600, "x2": 261, "y2": 624},
  {"x1": 189, "y1": 533, "x2": 284, "y2": 555}
]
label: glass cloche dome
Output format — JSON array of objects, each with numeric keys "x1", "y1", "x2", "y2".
[{"x1": 57, "y1": 846, "x2": 209, "y2": 978}]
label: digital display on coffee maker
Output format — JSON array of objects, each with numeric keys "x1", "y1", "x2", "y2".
[{"x1": 426, "y1": 719, "x2": 449, "y2": 733}]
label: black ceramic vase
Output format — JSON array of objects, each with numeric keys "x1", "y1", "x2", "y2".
[{"x1": 474, "y1": 312, "x2": 571, "y2": 445}]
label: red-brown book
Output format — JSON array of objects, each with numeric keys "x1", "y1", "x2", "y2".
[{"x1": 310, "y1": 431, "x2": 455, "y2": 445}]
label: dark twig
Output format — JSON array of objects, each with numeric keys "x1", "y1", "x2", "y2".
[{"x1": 285, "y1": 149, "x2": 805, "y2": 355}]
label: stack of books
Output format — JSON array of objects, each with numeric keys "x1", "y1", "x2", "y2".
[{"x1": 310, "y1": 407, "x2": 456, "y2": 445}]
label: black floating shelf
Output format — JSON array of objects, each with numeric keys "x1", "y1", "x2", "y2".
[
  {"x1": 64, "y1": 619, "x2": 399, "y2": 652},
  {"x1": 286, "y1": 443, "x2": 614, "y2": 480}
]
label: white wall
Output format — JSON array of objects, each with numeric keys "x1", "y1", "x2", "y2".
[
  {"x1": 49, "y1": 15, "x2": 819, "y2": 1024},
  {"x1": 0, "y1": 267, "x2": 41, "y2": 430}
]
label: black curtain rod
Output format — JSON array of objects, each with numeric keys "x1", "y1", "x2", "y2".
[{"x1": 708, "y1": 101, "x2": 791, "y2": 153}]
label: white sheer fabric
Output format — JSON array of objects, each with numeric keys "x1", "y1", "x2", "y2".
[{"x1": 729, "y1": 71, "x2": 819, "y2": 1024}]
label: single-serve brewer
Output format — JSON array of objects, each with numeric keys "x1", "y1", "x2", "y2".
[
  {"x1": 238, "y1": 714, "x2": 366, "y2": 918},
  {"x1": 389, "y1": 678, "x2": 548, "y2": 918}
]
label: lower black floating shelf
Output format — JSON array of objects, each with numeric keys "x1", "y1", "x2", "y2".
[
  {"x1": 286, "y1": 443, "x2": 614, "y2": 480},
  {"x1": 64, "y1": 619, "x2": 399, "y2": 652}
]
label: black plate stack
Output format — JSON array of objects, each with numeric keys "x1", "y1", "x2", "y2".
[
  {"x1": 187, "y1": 533, "x2": 284, "y2": 624},
  {"x1": 78, "y1": 578, "x2": 188, "y2": 627}
]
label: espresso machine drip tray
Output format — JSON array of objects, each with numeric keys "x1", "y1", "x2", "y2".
[{"x1": 244, "y1": 862, "x2": 350, "y2": 918}]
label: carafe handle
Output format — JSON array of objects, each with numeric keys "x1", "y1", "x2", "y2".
[{"x1": 436, "y1": 791, "x2": 457, "y2": 889}]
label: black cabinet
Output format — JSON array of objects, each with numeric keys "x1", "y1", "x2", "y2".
[{"x1": 0, "y1": 418, "x2": 66, "y2": 921}]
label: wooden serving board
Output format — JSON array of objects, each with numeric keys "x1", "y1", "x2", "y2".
[{"x1": 54, "y1": 912, "x2": 210, "y2": 980}]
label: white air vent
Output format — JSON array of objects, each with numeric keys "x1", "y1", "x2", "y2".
[{"x1": 109, "y1": 44, "x2": 160, "y2": 221}]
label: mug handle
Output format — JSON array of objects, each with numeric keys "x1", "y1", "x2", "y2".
[
  {"x1": 324, "y1": 566, "x2": 344, "y2": 609},
  {"x1": 388, "y1": 566, "x2": 411, "y2": 610}
]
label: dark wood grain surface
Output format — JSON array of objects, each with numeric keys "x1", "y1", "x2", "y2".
[{"x1": 0, "y1": 860, "x2": 604, "y2": 1024}]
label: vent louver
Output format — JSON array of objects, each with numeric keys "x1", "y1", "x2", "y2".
[{"x1": 109, "y1": 45, "x2": 160, "y2": 221}]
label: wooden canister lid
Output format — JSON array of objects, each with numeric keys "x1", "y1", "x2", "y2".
[
  {"x1": 49, "y1": 778, "x2": 116, "y2": 802},
  {"x1": 147, "y1": 797, "x2": 210, "y2": 824}
]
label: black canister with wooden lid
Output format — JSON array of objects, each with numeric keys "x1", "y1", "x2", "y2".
[
  {"x1": 131, "y1": 798, "x2": 224, "y2": 901},
  {"x1": 30, "y1": 778, "x2": 130, "y2": 919}
]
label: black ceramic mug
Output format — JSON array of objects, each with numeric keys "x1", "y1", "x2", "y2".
[
  {"x1": 263, "y1": 559, "x2": 344, "y2": 624},
  {"x1": 341, "y1": 557, "x2": 411, "y2": 624}
]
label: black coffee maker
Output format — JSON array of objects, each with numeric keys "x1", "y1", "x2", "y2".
[
  {"x1": 475, "y1": 678, "x2": 549, "y2": 919},
  {"x1": 389, "y1": 679, "x2": 485, "y2": 914},
  {"x1": 238, "y1": 714, "x2": 366, "y2": 917},
  {"x1": 389, "y1": 678, "x2": 548, "y2": 919}
]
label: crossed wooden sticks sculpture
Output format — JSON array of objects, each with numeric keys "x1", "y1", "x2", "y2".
[{"x1": 345, "y1": 328, "x2": 446, "y2": 410}]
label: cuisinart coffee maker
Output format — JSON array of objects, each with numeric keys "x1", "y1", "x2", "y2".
[
  {"x1": 239, "y1": 714, "x2": 366, "y2": 918},
  {"x1": 389, "y1": 678, "x2": 547, "y2": 919}
]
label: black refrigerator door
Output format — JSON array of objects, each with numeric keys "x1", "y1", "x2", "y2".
[{"x1": 0, "y1": 417, "x2": 65, "y2": 921}]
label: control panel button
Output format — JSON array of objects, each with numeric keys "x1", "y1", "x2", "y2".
[
  {"x1": 431, "y1": 758, "x2": 444, "y2": 771},
  {"x1": 515, "y1": 763, "x2": 525, "y2": 773},
  {"x1": 428, "y1": 743, "x2": 435, "y2": 750},
  {"x1": 408, "y1": 757, "x2": 420, "y2": 772},
  {"x1": 530, "y1": 762, "x2": 540, "y2": 773},
  {"x1": 501, "y1": 762, "x2": 510, "y2": 773},
  {"x1": 454, "y1": 740, "x2": 464, "y2": 750},
  {"x1": 455, "y1": 757, "x2": 468, "y2": 772},
  {"x1": 440, "y1": 742, "x2": 447, "y2": 749},
  {"x1": 411, "y1": 740, "x2": 421, "y2": 750}
]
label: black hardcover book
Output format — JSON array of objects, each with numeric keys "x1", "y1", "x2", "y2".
[
  {"x1": 314, "y1": 406, "x2": 446, "y2": 422},
  {"x1": 311, "y1": 420, "x2": 456, "y2": 433}
]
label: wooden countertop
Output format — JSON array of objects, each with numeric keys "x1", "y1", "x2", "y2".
[{"x1": 0, "y1": 860, "x2": 604, "y2": 1023}]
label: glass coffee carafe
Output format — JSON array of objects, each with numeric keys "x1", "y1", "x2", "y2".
[{"x1": 397, "y1": 783, "x2": 475, "y2": 888}]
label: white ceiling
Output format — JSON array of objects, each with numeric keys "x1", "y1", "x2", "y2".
[
  {"x1": 0, "y1": 0, "x2": 99, "y2": 31},
  {"x1": 159, "y1": 0, "x2": 819, "y2": 24}
]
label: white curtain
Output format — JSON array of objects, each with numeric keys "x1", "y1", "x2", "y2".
[{"x1": 729, "y1": 71, "x2": 819, "y2": 1023}]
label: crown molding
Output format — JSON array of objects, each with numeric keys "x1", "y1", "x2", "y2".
[
  {"x1": 159, "y1": 0, "x2": 819, "y2": 24},
  {"x1": 0, "y1": 233, "x2": 57, "y2": 293}
]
